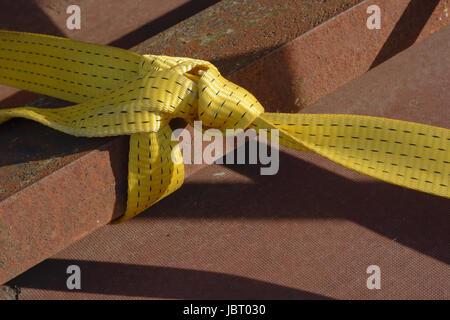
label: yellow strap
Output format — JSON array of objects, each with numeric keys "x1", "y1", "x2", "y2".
[{"x1": 0, "y1": 31, "x2": 448, "y2": 223}]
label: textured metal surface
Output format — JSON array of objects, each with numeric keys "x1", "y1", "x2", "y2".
[
  {"x1": 133, "y1": 0, "x2": 364, "y2": 74},
  {"x1": 0, "y1": 285, "x2": 19, "y2": 300},
  {"x1": 231, "y1": 0, "x2": 448, "y2": 111},
  {"x1": 9, "y1": 25, "x2": 450, "y2": 299},
  {"x1": 0, "y1": 0, "x2": 448, "y2": 285},
  {"x1": 0, "y1": 137, "x2": 130, "y2": 283}
]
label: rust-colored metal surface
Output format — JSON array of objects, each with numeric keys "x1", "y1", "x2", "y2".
[
  {"x1": 0, "y1": 0, "x2": 448, "y2": 287},
  {"x1": 231, "y1": 0, "x2": 448, "y2": 111},
  {"x1": 9, "y1": 25, "x2": 450, "y2": 299},
  {"x1": 134, "y1": 0, "x2": 364, "y2": 75},
  {"x1": 0, "y1": 285, "x2": 19, "y2": 300},
  {"x1": 0, "y1": 137, "x2": 129, "y2": 283}
]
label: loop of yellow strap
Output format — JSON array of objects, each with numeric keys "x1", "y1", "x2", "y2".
[{"x1": 0, "y1": 31, "x2": 448, "y2": 223}]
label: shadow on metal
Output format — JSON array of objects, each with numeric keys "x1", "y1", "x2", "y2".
[
  {"x1": 110, "y1": 0, "x2": 221, "y2": 49},
  {"x1": 8, "y1": 258, "x2": 330, "y2": 299},
  {"x1": 130, "y1": 142, "x2": 450, "y2": 265},
  {"x1": 370, "y1": 0, "x2": 440, "y2": 68},
  {"x1": 0, "y1": 0, "x2": 65, "y2": 36}
]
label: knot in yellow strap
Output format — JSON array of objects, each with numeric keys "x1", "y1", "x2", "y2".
[
  {"x1": 0, "y1": 31, "x2": 448, "y2": 223},
  {"x1": 139, "y1": 55, "x2": 264, "y2": 132}
]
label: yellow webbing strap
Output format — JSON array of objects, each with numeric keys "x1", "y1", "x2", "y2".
[{"x1": 0, "y1": 31, "x2": 448, "y2": 222}]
